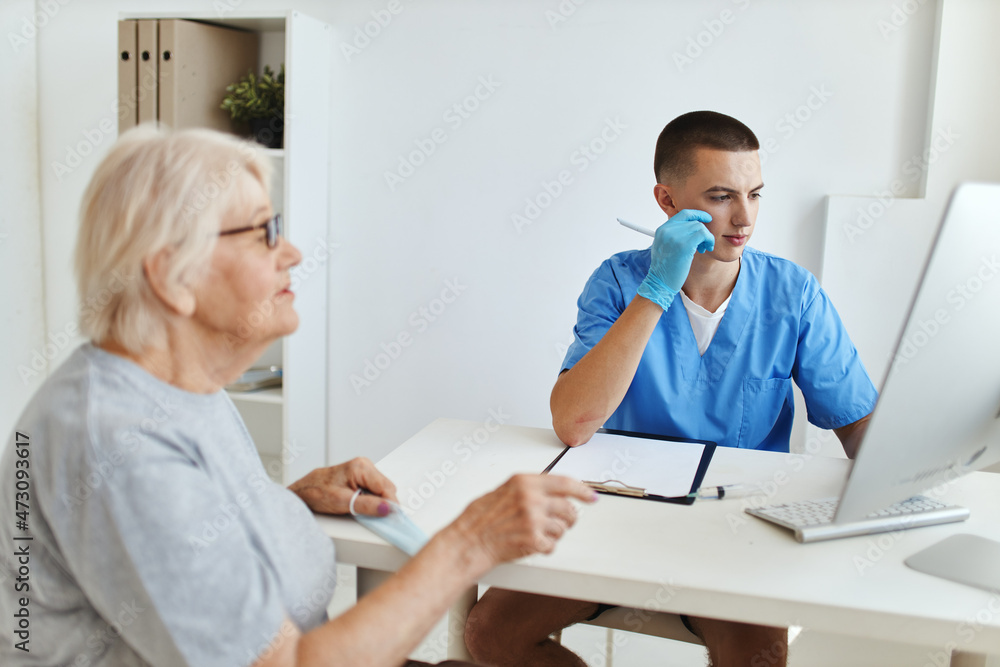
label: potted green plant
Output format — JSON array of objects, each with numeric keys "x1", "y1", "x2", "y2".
[{"x1": 221, "y1": 64, "x2": 285, "y2": 149}]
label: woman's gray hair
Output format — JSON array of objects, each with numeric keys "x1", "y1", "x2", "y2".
[{"x1": 74, "y1": 125, "x2": 272, "y2": 353}]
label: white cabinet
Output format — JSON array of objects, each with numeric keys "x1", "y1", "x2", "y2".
[{"x1": 118, "y1": 11, "x2": 332, "y2": 485}]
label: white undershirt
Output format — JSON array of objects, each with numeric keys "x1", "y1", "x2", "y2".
[{"x1": 679, "y1": 290, "x2": 731, "y2": 355}]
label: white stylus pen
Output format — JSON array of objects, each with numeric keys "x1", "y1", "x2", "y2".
[
  {"x1": 690, "y1": 484, "x2": 758, "y2": 500},
  {"x1": 617, "y1": 217, "x2": 656, "y2": 237}
]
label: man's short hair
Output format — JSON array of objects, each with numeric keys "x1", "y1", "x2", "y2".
[{"x1": 653, "y1": 111, "x2": 759, "y2": 184}]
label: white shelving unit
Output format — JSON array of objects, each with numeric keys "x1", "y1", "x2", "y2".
[
  {"x1": 120, "y1": 10, "x2": 332, "y2": 485},
  {"x1": 230, "y1": 387, "x2": 284, "y2": 406}
]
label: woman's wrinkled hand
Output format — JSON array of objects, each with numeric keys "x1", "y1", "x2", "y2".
[
  {"x1": 446, "y1": 474, "x2": 597, "y2": 570},
  {"x1": 289, "y1": 458, "x2": 399, "y2": 517}
]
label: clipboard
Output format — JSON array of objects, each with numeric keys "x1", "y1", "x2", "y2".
[{"x1": 543, "y1": 428, "x2": 716, "y2": 505}]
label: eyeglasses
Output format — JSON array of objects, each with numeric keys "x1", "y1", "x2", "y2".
[{"x1": 219, "y1": 213, "x2": 283, "y2": 249}]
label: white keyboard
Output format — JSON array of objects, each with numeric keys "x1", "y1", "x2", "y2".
[{"x1": 746, "y1": 495, "x2": 970, "y2": 543}]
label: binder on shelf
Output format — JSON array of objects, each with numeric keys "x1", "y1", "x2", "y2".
[
  {"x1": 117, "y1": 20, "x2": 138, "y2": 131},
  {"x1": 117, "y1": 19, "x2": 259, "y2": 133},
  {"x1": 158, "y1": 19, "x2": 259, "y2": 131},
  {"x1": 136, "y1": 20, "x2": 159, "y2": 125}
]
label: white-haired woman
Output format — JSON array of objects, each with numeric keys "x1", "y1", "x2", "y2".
[{"x1": 0, "y1": 126, "x2": 594, "y2": 667}]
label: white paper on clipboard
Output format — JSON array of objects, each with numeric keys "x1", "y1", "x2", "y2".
[{"x1": 547, "y1": 431, "x2": 708, "y2": 498}]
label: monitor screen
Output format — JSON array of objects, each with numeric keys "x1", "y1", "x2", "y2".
[{"x1": 835, "y1": 182, "x2": 1000, "y2": 523}]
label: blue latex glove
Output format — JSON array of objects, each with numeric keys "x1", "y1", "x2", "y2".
[{"x1": 637, "y1": 209, "x2": 715, "y2": 311}]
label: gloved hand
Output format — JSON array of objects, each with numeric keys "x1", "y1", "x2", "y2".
[{"x1": 637, "y1": 209, "x2": 715, "y2": 311}]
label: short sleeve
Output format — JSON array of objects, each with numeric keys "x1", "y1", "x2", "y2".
[
  {"x1": 562, "y1": 259, "x2": 630, "y2": 372},
  {"x1": 51, "y1": 434, "x2": 288, "y2": 667},
  {"x1": 792, "y1": 287, "x2": 879, "y2": 429}
]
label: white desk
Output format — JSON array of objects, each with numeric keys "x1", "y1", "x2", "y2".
[{"x1": 316, "y1": 419, "x2": 1000, "y2": 663}]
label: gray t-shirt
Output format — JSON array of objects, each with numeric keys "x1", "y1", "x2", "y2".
[{"x1": 0, "y1": 344, "x2": 337, "y2": 666}]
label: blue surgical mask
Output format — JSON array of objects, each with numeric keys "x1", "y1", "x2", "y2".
[{"x1": 353, "y1": 501, "x2": 429, "y2": 556}]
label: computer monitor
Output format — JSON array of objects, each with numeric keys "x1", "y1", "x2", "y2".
[{"x1": 834, "y1": 181, "x2": 1000, "y2": 525}]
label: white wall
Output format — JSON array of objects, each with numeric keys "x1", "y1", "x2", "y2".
[
  {"x1": 824, "y1": 0, "x2": 1000, "y2": 386},
  {"x1": 8, "y1": 0, "x2": 987, "y2": 467},
  {"x1": 325, "y1": 0, "x2": 942, "y2": 463},
  {"x1": 817, "y1": 0, "x2": 1000, "y2": 466},
  {"x1": 0, "y1": 0, "x2": 46, "y2": 454}
]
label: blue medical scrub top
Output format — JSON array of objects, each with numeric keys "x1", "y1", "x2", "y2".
[{"x1": 561, "y1": 247, "x2": 878, "y2": 452}]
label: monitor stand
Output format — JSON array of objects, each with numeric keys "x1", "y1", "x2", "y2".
[{"x1": 905, "y1": 533, "x2": 1000, "y2": 592}]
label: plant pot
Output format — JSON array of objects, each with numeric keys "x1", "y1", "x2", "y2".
[{"x1": 250, "y1": 116, "x2": 284, "y2": 149}]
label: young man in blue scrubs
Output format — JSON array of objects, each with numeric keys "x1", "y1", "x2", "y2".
[{"x1": 464, "y1": 111, "x2": 878, "y2": 666}]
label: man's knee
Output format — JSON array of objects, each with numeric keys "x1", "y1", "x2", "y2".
[
  {"x1": 464, "y1": 594, "x2": 505, "y2": 660},
  {"x1": 691, "y1": 616, "x2": 788, "y2": 667},
  {"x1": 749, "y1": 642, "x2": 788, "y2": 667},
  {"x1": 464, "y1": 588, "x2": 599, "y2": 661},
  {"x1": 464, "y1": 603, "x2": 485, "y2": 655}
]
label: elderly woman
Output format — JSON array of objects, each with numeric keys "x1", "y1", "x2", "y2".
[{"x1": 0, "y1": 126, "x2": 594, "y2": 666}]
